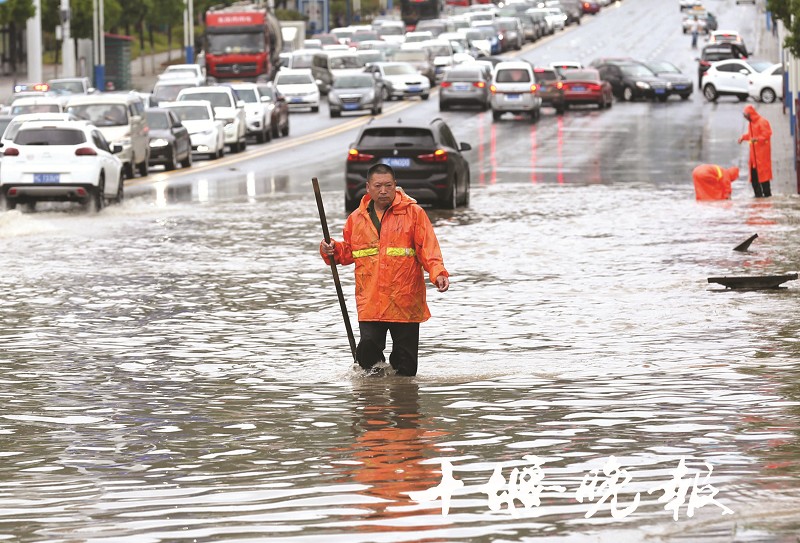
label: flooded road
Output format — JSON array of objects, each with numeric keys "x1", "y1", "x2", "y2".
[{"x1": 2, "y1": 181, "x2": 800, "y2": 541}]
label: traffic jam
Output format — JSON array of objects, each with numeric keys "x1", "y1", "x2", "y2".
[{"x1": 0, "y1": 0, "x2": 773, "y2": 213}]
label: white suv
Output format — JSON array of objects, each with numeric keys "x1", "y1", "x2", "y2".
[
  {"x1": 177, "y1": 86, "x2": 247, "y2": 153},
  {"x1": 229, "y1": 82, "x2": 272, "y2": 143},
  {"x1": 490, "y1": 61, "x2": 542, "y2": 122}
]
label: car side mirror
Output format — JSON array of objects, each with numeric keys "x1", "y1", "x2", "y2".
[
  {"x1": 112, "y1": 144, "x2": 123, "y2": 154},
  {"x1": 261, "y1": 95, "x2": 271, "y2": 102},
  {"x1": 87, "y1": 87, "x2": 96, "y2": 94},
  {"x1": 237, "y1": 100, "x2": 245, "y2": 108},
  {"x1": 460, "y1": 142, "x2": 472, "y2": 151},
  {"x1": 739, "y1": 69, "x2": 749, "y2": 75}
]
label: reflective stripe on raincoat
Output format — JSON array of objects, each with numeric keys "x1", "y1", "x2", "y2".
[
  {"x1": 741, "y1": 104, "x2": 773, "y2": 183},
  {"x1": 321, "y1": 188, "x2": 448, "y2": 323}
]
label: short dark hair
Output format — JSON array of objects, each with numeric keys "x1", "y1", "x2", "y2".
[{"x1": 367, "y1": 163, "x2": 396, "y2": 182}]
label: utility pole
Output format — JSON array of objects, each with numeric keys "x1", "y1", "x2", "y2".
[
  {"x1": 60, "y1": 0, "x2": 75, "y2": 77},
  {"x1": 26, "y1": 0, "x2": 43, "y2": 82},
  {"x1": 185, "y1": 0, "x2": 195, "y2": 63},
  {"x1": 93, "y1": 0, "x2": 105, "y2": 90}
]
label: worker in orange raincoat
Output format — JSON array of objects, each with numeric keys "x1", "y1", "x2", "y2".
[
  {"x1": 692, "y1": 164, "x2": 739, "y2": 200},
  {"x1": 737, "y1": 104, "x2": 773, "y2": 198},
  {"x1": 320, "y1": 163, "x2": 449, "y2": 376}
]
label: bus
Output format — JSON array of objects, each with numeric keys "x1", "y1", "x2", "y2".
[{"x1": 400, "y1": 0, "x2": 441, "y2": 30}]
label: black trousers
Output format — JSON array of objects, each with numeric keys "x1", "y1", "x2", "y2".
[
  {"x1": 357, "y1": 321, "x2": 420, "y2": 376},
  {"x1": 751, "y1": 167, "x2": 772, "y2": 198}
]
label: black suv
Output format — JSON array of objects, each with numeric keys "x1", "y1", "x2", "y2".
[
  {"x1": 697, "y1": 43, "x2": 748, "y2": 85},
  {"x1": 593, "y1": 59, "x2": 672, "y2": 101},
  {"x1": 345, "y1": 118, "x2": 472, "y2": 211}
]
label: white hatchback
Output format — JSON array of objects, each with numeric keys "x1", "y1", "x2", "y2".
[
  {"x1": 748, "y1": 62, "x2": 783, "y2": 103},
  {"x1": 177, "y1": 86, "x2": 247, "y2": 153},
  {"x1": 161, "y1": 101, "x2": 226, "y2": 160},
  {"x1": 1, "y1": 120, "x2": 124, "y2": 212}
]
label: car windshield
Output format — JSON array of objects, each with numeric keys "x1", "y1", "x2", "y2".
[
  {"x1": 350, "y1": 32, "x2": 379, "y2": 42},
  {"x1": 68, "y1": 104, "x2": 128, "y2": 126},
  {"x1": 166, "y1": 67, "x2": 197, "y2": 77},
  {"x1": 358, "y1": 127, "x2": 435, "y2": 147},
  {"x1": 0, "y1": 119, "x2": 11, "y2": 139},
  {"x1": 475, "y1": 27, "x2": 497, "y2": 38},
  {"x1": 10, "y1": 104, "x2": 60, "y2": 115},
  {"x1": 446, "y1": 71, "x2": 481, "y2": 82},
  {"x1": 393, "y1": 51, "x2": 426, "y2": 62},
  {"x1": 168, "y1": 105, "x2": 210, "y2": 121},
  {"x1": 333, "y1": 75, "x2": 374, "y2": 88},
  {"x1": 495, "y1": 69, "x2": 531, "y2": 83},
  {"x1": 276, "y1": 74, "x2": 313, "y2": 85},
  {"x1": 378, "y1": 26, "x2": 403, "y2": 36},
  {"x1": 425, "y1": 45, "x2": 451, "y2": 57},
  {"x1": 497, "y1": 20, "x2": 516, "y2": 30},
  {"x1": 534, "y1": 70, "x2": 557, "y2": 81},
  {"x1": 290, "y1": 53, "x2": 315, "y2": 68},
  {"x1": 330, "y1": 56, "x2": 360, "y2": 69},
  {"x1": 645, "y1": 61, "x2": 679, "y2": 74},
  {"x1": 180, "y1": 92, "x2": 232, "y2": 107},
  {"x1": 49, "y1": 81, "x2": 85, "y2": 94},
  {"x1": 562, "y1": 69, "x2": 599, "y2": 81},
  {"x1": 145, "y1": 112, "x2": 170, "y2": 130},
  {"x1": 14, "y1": 128, "x2": 86, "y2": 145},
  {"x1": 234, "y1": 88, "x2": 258, "y2": 102},
  {"x1": 313, "y1": 34, "x2": 338, "y2": 45},
  {"x1": 357, "y1": 53, "x2": 383, "y2": 66},
  {"x1": 620, "y1": 64, "x2": 655, "y2": 77},
  {"x1": 704, "y1": 50, "x2": 733, "y2": 61},
  {"x1": 153, "y1": 84, "x2": 193, "y2": 101},
  {"x1": 383, "y1": 64, "x2": 416, "y2": 76},
  {"x1": 464, "y1": 30, "x2": 483, "y2": 41},
  {"x1": 258, "y1": 86, "x2": 276, "y2": 99},
  {"x1": 207, "y1": 32, "x2": 264, "y2": 55}
]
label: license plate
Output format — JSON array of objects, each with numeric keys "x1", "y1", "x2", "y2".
[
  {"x1": 381, "y1": 157, "x2": 411, "y2": 168},
  {"x1": 674, "y1": 85, "x2": 687, "y2": 90},
  {"x1": 34, "y1": 173, "x2": 59, "y2": 183},
  {"x1": 655, "y1": 89, "x2": 665, "y2": 94},
  {"x1": 572, "y1": 86, "x2": 585, "y2": 92},
  {"x1": 290, "y1": 97, "x2": 303, "y2": 103},
  {"x1": 408, "y1": 86, "x2": 421, "y2": 93},
  {"x1": 343, "y1": 103, "x2": 359, "y2": 110},
  {"x1": 506, "y1": 93, "x2": 521, "y2": 100},
  {"x1": 454, "y1": 84, "x2": 470, "y2": 91}
]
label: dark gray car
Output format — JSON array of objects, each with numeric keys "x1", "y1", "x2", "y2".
[
  {"x1": 439, "y1": 67, "x2": 491, "y2": 111},
  {"x1": 328, "y1": 74, "x2": 384, "y2": 117}
]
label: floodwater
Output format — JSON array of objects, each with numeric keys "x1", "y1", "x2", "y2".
[{"x1": 1, "y1": 177, "x2": 800, "y2": 542}]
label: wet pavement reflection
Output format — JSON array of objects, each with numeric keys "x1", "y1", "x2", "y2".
[{"x1": 1, "y1": 180, "x2": 800, "y2": 541}]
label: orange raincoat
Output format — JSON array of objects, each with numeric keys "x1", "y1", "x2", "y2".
[
  {"x1": 321, "y1": 188, "x2": 448, "y2": 323},
  {"x1": 741, "y1": 104, "x2": 772, "y2": 184},
  {"x1": 692, "y1": 164, "x2": 739, "y2": 200}
]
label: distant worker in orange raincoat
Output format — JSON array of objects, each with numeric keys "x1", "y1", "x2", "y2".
[
  {"x1": 737, "y1": 104, "x2": 773, "y2": 198},
  {"x1": 692, "y1": 164, "x2": 739, "y2": 200},
  {"x1": 320, "y1": 163, "x2": 450, "y2": 376}
]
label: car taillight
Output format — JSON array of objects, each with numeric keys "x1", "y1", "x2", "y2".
[
  {"x1": 75, "y1": 147, "x2": 97, "y2": 156},
  {"x1": 556, "y1": 81, "x2": 563, "y2": 90},
  {"x1": 440, "y1": 81, "x2": 452, "y2": 88},
  {"x1": 418, "y1": 149, "x2": 447, "y2": 162},
  {"x1": 587, "y1": 83, "x2": 601, "y2": 91},
  {"x1": 3, "y1": 148, "x2": 19, "y2": 156},
  {"x1": 490, "y1": 84, "x2": 497, "y2": 94},
  {"x1": 530, "y1": 84, "x2": 538, "y2": 92},
  {"x1": 473, "y1": 81, "x2": 486, "y2": 88},
  {"x1": 699, "y1": 60, "x2": 711, "y2": 67},
  {"x1": 347, "y1": 148, "x2": 374, "y2": 162}
]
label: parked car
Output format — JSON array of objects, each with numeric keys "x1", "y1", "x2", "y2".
[
  {"x1": 328, "y1": 73, "x2": 384, "y2": 117},
  {"x1": 257, "y1": 83, "x2": 290, "y2": 138},
  {"x1": 177, "y1": 86, "x2": 247, "y2": 152},
  {"x1": 0, "y1": 120, "x2": 124, "y2": 211},
  {"x1": 560, "y1": 68, "x2": 613, "y2": 108},
  {"x1": 490, "y1": 61, "x2": 542, "y2": 122},
  {"x1": 533, "y1": 67, "x2": 566, "y2": 114},
  {"x1": 748, "y1": 62, "x2": 784, "y2": 103},
  {"x1": 391, "y1": 48, "x2": 437, "y2": 85},
  {"x1": 161, "y1": 101, "x2": 226, "y2": 160},
  {"x1": 66, "y1": 92, "x2": 150, "y2": 178},
  {"x1": 701, "y1": 58, "x2": 773, "y2": 102},
  {"x1": 230, "y1": 82, "x2": 273, "y2": 143},
  {"x1": 697, "y1": 42, "x2": 749, "y2": 84},
  {"x1": 642, "y1": 60, "x2": 693, "y2": 100},
  {"x1": 364, "y1": 62, "x2": 431, "y2": 101},
  {"x1": 439, "y1": 66, "x2": 491, "y2": 111},
  {"x1": 594, "y1": 60, "x2": 672, "y2": 101},
  {"x1": 145, "y1": 108, "x2": 192, "y2": 171},
  {"x1": 344, "y1": 117, "x2": 472, "y2": 211},
  {"x1": 274, "y1": 68, "x2": 321, "y2": 111}
]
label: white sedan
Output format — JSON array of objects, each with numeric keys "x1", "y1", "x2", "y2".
[
  {"x1": 1, "y1": 120, "x2": 124, "y2": 212},
  {"x1": 748, "y1": 63, "x2": 784, "y2": 103},
  {"x1": 274, "y1": 69, "x2": 321, "y2": 112},
  {"x1": 161, "y1": 101, "x2": 226, "y2": 160}
]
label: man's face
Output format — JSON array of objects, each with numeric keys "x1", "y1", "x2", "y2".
[
  {"x1": 744, "y1": 113, "x2": 751, "y2": 121},
  {"x1": 366, "y1": 172, "x2": 396, "y2": 209}
]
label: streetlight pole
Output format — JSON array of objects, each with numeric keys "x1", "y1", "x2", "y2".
[
  {"x1": 93, "y1": 0, "x2": 105, "y2": 90},
  {"x1": 185, "y1": 0, "x2": 195, "y2": 63},
  {"x1": 26, "y1": 0, "x2": 43, "y2": 82},
  {"x1": 60, "y1": 0, "x2": 75, "y2": 77}
]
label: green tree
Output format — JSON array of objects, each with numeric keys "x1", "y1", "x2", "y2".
[
  {"x1": 767, "y1": 0, "x2": 800, "y2": 57},
  {"x1": 0, "y1": 0, "x2": 35, "y2": 74}
]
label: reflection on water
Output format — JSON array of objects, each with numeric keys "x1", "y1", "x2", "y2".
[{"x1": 1, "y1": 182, "x2": 800, "y2": 541}]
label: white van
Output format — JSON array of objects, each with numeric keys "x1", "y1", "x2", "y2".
[
  {"x1": 66, "y1": 93, "x2": 150, "y2": 178},
  {"x1": 311, "y1": 51, "x2": 362, "y2": 94}
]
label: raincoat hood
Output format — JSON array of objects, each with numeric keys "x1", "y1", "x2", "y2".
[
  {"x1": 726, "y1": 166, "x2": 740, "y2": 180},
  {"x1": 743, "y1": 104, "x2": 761, "y2": 122}
]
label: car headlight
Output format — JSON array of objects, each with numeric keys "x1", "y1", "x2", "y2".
[
  {"x1": 362, "y1": 91, "x2": 375, "y2": 102},
  {"x1": 149, "y1": 138, "x2": 169, "y2": 148},
  {"x1": 665, "y1": 82, "x2": 673, "y2": 89},
  {"x1": 635, "y1": 81, "x2": 651, "y2": 89},
  {"x1": 328, "y1": 93, "x2": 340, "y2": 103}
]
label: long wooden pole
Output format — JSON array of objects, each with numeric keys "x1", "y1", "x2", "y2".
[{"x1": 312, "y1": 177, "x2": 357, "y2": 362}]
